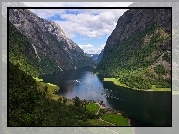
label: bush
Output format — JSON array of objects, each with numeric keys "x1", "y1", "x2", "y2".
[
  {"x1": 9, "y1": 62, "x2": 98, "y2": 126},
  {"x1": 155, "y1": 64, "x2": 166, "y2": 75}
]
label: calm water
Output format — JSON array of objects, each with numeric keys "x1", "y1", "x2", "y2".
[{"x1": 40, "y1": 67, "x2": 171, "y2": 126}]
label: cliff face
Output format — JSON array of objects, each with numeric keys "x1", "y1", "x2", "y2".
[
  {"x1": 104, "y1": 9, "x2": 171, "y2": 55},
  {"x1": 9, "y1": 9, "x2": 95, "y2": 76},
  {"x1": 97, "y1": 49, "x2": 104, "y2": 64},
  {"x1": 96, "y1": 9, "x2": 171, "y2": 89}
]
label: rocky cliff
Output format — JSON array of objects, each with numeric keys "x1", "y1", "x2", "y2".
[
  {"x1": 96, "y1": 49, "x2": 104, "y2": 64},
  {"x1": 95, "y1": 9, "x2": 171, "y2": 89},
  {"x1": 9, "y1": 9, "x2": 95, "y2": 76}
]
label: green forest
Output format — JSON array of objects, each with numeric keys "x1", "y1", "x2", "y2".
[
  {"x1": 8, "y1": 21, "x2": 129, "y2": 127},
  {"x1": 95, "y1": 26, "x2": 171, "y2": 90},
  {"x1": 9, "y1": 62, "x2": 99, "y2": 126},
  {"x1": 9, "y1": 62, "x2": 130, "y2": 126}
]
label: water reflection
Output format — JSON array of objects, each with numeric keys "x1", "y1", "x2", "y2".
[{"x1": 40, "y1": 67, "x2": 171, "y2": 126}]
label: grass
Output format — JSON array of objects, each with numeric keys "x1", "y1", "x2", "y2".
[
  {"x1": 33, "y1": 78, "x2": 75, "y2": 105},
  {"x1": 104, "y1": 78, "x2": 171, "y2": 91},
  {"x1": 87, "y1": 119, "x2": 113, "y2": 126},
  {"x1": 33, "y1": 77, "x2": 43, "y2": 82},
  {"x1": 150, "y1": 85, "x2": 171, "y2": 91},
  {"x1": 103, "y1": 78, "x2": 130, "y2": 88},
  {"x1": 86, "y1": 102, "x2": 100, "y2": 113},
  {"x1": 34, "y1": 77, "x2": 60, "y2": 100},
  {"x1": 101, "y1": 113, "x2": 129, "y2": 126},
  {"x1": 47, "y1": 83, "x2": 58, "y2": 86}
]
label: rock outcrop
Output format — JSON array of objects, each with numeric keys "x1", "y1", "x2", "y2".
[
  {"x1": 9, "y1": 9, "x2": 95, "y2": 76},
  {"x1": 96, "y1": 9, "x2": 171, "y2": 88}
]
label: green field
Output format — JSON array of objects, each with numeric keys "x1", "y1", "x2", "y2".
[
  {"x1": 34, "y1": 78, "x2": 60, "y2": 100},
  {"x1": 86, "y1": 102, "x2": 100, "y2": 113},
  {"x1": 104, "y1": 78, "x2": 171, "y2": 91},
  {"x1": 103, "y1": 78, "x2": 130, "y2": 88},
  {"x1": 101, "y1": 113, "x2": 129, "y2": 126},
  {"x1": 150, "y1": 85, "x2": 170, "y2": 91}
]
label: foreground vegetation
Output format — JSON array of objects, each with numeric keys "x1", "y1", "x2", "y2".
[
  {"x1": 9, "y1": 62, "x2": 99, "y2": 126},
  {"x1": 35, "y1": 79, "x2": 60, "y2": 100},
  {"x1": 9, "y1": 62, "x2": 130, "y2": 126},
  {"x1": 87, "y1": 119, "x2": 113, "y2": 126},
  {"x1": 86, "y1": 102, "x2": 100, "y2": 113},
  {"x1": 101, "y1": 113, "x2": 129, "y2": 126}
]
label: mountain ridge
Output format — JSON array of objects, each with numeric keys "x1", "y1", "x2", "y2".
[
  {"x1": 95, "y1": 9, "x2": 171, "y2": 89},
  {"x1": 9, "y1": 9, "x2": 96, "y2": 76}
]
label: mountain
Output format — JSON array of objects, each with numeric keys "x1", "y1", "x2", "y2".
[
  {"x1": 96, "y1": 49, "x2": 104, "y2": 64},
  {"x1": 95, "y1": 9, "x2": 171, "y2": 89},
  {"x1": 9, "y1": 9, "x2": 95, "y2": 76},
  {"x1": 86, "y1": 54, "x2": 99, "y2": 62},
  {"x1": 86, "y1": 49, "x2": 104, "y2": 64}
]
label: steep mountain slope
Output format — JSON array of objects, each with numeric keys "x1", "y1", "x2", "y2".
[
  {"x1": 9, "y1": 62, "x2": 98, "y2": 126},
  {"x1": 9, "y1": 21, "x2": 54, "y2": 76},
  {"x1": 9, "y1": 9, "x2": 95, "y2": 76},
  {"x1": 95, "y1": 9, "x2": 171, "y2": 89},
  {"x1": 97, "y1": 49, "x2": 104, "y2": 64}
]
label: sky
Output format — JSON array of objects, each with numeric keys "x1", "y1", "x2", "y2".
[{"x1": 23, "y1": 2, "x2": 132, "y2": 54}]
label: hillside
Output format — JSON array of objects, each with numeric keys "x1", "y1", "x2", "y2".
[
  {"x1": 9, "y1": 9, "x2": 95, "y2": 76},
  {"x1": 97, "y1": 49, "x2": 104, "y2": 64},
  {"x1": 95, "y1": 9, "x2": 171, "y2": 90},
  {"x1": 9, "y1": 61, "x2": 99, "y2": 126}
]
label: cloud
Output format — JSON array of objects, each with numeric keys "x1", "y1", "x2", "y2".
[
  {"x1": 23, "y1": 2, "x2": 132, "y2": 53},
  {"x1": 53, "y1": 9, "x2": 128, "y2": 38},
  {"x1": 79, "y1": 44, "x2": 105, "y2": 54},
  {"x1": 24, "y1": 2, "x2": 132, "y2": 7},
  {"x1": 29, "y1": 9, "x2": 66, "y2": 19},
  {"x1": 24, "y1": 2, "x2": 131, "y2": 38}
]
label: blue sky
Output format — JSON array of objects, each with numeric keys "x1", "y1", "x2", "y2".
[{"x1": 24, "y1": 2, "x2": 132, "y2": 54}]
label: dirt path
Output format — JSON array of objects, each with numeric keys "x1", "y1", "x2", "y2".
[
  {"x1": 99, "y1": 118, "x2": 115, "y2": 126},
  {"x1": 95, "y1": 104, "x2": 116, "y2": 126}
]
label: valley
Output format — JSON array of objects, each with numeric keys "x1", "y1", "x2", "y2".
[{"x1": 8, "y1": 7, "x2": 171, "y2": 127}]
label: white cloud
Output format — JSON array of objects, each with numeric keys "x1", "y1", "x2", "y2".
[
  {"x1": 53, "y1": 9, "x2": 127, "y2": 38},
  {"x1": 23, "y1": 2, "x2": 132, "y2": 38},
  {"x1": 79, "y1": 44, "x2": 93, "y2": 48},
  {"x1": 24, "y1": 2, "x2": 132, "y2": 7},
  {"x1": 79, "y1": 44, "x2": 105, "y2": 54},
  {"x1": 23, "y1": 2, "x2": 132, "y2": 53},
  {"x1": 29, "y1": 9, "x2": 66, "y2": 19}
]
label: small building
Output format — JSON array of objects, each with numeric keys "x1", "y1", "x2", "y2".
[{"x1": 102, "y1": 104, "x2": 106, "y2": 107}]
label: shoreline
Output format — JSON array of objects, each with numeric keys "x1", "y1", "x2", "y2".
[
  {"x1": 34, "y1": 78, "x2": 131, "y2": 126},
  {"x1": 103, "y1": 78, "x2": 171, "y2": 91}
]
